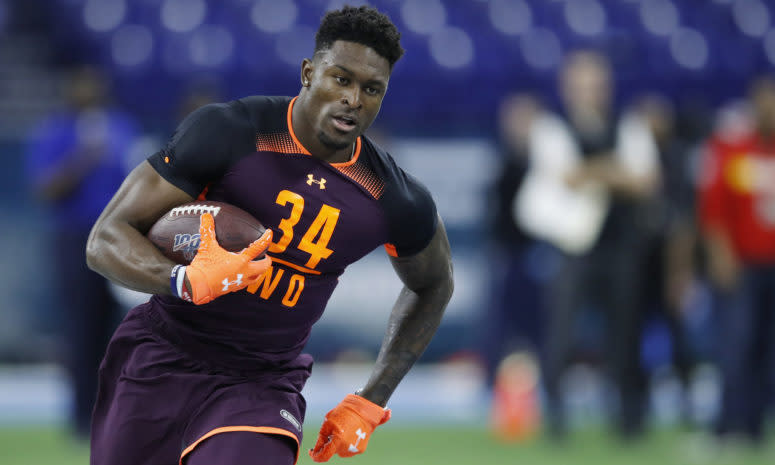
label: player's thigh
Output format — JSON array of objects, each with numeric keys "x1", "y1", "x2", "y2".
[
  {"x1": 91, "y1": 306, "x2": 208, "y2": 465},
  {"x1": 185, "y1": 431, "x2": 297, "y2": 465}
]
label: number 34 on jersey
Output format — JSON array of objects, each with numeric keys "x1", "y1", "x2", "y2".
[{"x1": 246, "y1": 189, "x2": 340, "y2": 308}]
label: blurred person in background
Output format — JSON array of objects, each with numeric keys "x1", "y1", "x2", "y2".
[
  {"x1": 176, "y1": 79, "x2": 223, "y2": 121},
  {"x1": 698, "y1": 75, "x2": 775, "y2": 446},
  {"x1": 483, "y1": 93, "x2": 546, "y2": 440},
  {"x1": 635, "y1": 94, "x2": 698, "y2": 425},
  {"x1": 516, "y1": 50, "x2": 660, "y2": 438},
  {"x1": 24, "y1": 65, "x2": 137, "y2": 438},
  {"x1": 482, "y1": 93, "x2": 544, "y2": 386}
]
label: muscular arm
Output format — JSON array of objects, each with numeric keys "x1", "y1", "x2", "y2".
[
  {"x1": 358, "y1": 215, "x2": 454, "y2": 407},
  {"x1": 86, "y1": 161, "x2": 194, "y2": 294}
]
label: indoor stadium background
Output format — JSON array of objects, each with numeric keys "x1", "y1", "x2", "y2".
[{"x1": 1, "y1": 0, "x2": 774, "y2": 464}]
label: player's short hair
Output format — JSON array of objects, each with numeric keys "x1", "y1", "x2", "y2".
[{"x1": 315, "y1": 5, "x2": 404, "y2": 69}]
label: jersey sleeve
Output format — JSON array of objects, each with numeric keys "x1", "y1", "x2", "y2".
[
  {"x1": 147, "y1": 102, "x2": 253, "y2": 197},
  {"x1": 384, "y1": 172, "x2": 438, "y2": 257}
]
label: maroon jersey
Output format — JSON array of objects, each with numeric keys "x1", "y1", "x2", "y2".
[{"x1": 146, "y1": 96, "x2": 437, "y2": 370}]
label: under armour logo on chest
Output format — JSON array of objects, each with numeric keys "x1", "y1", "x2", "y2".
[
  {"x1": 307, "y1": 174, "x2": 326, "y2": 189},
  {"x1": 222, "y1": 274, "x2": 243, "y2": 291}
]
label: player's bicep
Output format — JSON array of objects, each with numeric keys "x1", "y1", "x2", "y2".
[
  {"x1": 94, "y1": 160, "x2": 194, "y2": 235},
  {"x1": 389, "y1": 214, "x2": 453, "y2": 292}
]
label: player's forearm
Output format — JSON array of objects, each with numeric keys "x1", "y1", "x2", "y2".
[
  {"x1": 358, "y1": 278, "x2": 453, "y2": 407},
  {"x1": 86, "y1": 161, "x2": 195, "y2": 295},
  {"x1": 86, "y1": 219, "x2": 176, "y2": 295}
]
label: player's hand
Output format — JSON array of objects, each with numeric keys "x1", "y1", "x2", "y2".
[
  {"x1": 181, "y1": 212, "x2": 272, "y2": 305},
  {"x1": 309, "y1": 394, "x2": 391, "y2": 462}
]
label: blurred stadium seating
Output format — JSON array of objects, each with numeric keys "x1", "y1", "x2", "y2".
[{"x1": 2, "y1": 0, "x2": 772, "y2": 135}]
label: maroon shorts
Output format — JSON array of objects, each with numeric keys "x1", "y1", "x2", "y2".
[{"x1": 90, "y1": 305, "x2": 311, "y2": 465}]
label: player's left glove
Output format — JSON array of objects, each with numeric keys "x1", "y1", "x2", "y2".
[
  {"x1": 171, "y1": 212, "x2": 272, "y2": 305},
  {"x1": 309, "y1": 394, "x2": 391, "y2": 462}
]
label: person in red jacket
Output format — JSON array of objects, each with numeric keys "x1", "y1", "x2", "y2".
[{"x1": 698, "y1": 75, "x2": 775, "y2": 444}]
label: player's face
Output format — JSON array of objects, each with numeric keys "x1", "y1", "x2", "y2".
[{"x1": 302, "y1": 41, "x2": 391, "y2": 151}]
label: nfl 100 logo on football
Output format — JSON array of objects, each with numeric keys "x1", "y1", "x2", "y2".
[
  {"x1": 173, "y1": 233, "x2": 201, "y2": 262},
  {"x1": 168, "y1": 204, "x2": 221, "y2": 261}
]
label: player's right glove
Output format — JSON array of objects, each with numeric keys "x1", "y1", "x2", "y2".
[
  {"x1": 309, "y1": 394, "x2": 391, "y2": 462},
  {"x1": 171, "y1": 212, "x2": 272, "y2": 305}
]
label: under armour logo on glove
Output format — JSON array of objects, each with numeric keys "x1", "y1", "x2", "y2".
[
  {"x1": 348, "y1": 428, "x2": 367, "y2": 453},
  {"x1": 181, "y1": 213, "x2": 272, "y2": 305},
  {"x1": 222, "y1": 274, "x2": 243, "y2": 291},
  {"x1": 310, "y1": 394, "x2": 391, "y2": 462}
]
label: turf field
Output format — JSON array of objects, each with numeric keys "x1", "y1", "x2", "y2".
[{"x1": 1, "y1": 426, "x2": 773, "y2": 465}]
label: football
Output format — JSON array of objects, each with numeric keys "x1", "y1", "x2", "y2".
[{"x1": 147, "y1": 201, "x2": 267, "y2": 264}]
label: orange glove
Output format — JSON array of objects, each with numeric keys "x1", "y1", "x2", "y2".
[
  {"x1": 309, "y1": 394, "x2": 391, "y2": 462},
  {"x1": 173, "y1": 212, "x2": 272, "y2": 305}
]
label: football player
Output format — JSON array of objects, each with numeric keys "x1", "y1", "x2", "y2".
[{"x1": 86, "y1": 5, "x2": 453, "y2": 465}]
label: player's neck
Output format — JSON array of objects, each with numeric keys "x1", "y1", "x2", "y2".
[{"x1": 313, "y1": 143, "x2": 355, "y2": 164}]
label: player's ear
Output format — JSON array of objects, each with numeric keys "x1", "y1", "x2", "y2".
[{"x1": 301, "y1": 58, "x2": 313, "y2": 88}]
